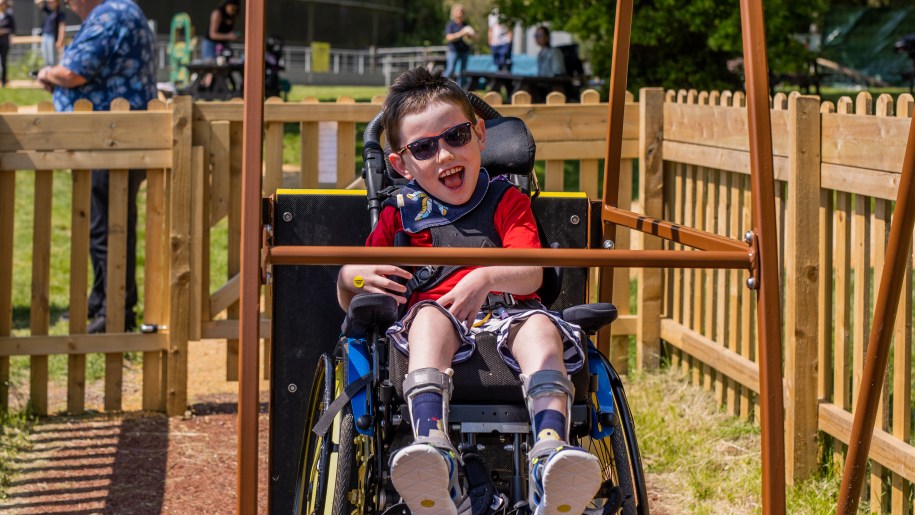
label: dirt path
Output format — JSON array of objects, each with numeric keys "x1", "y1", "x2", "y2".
[{"x1": 0, "y1": 341, "x2": 271, "y2": 514}]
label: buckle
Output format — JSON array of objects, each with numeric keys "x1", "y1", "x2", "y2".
[{"x1": 482, "y1": 292, "x2": 515, "y2": 310}]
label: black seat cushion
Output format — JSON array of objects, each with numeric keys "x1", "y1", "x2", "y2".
[
  {"x1": 389, "y1": 331, "x2": 590, "y2": 404},
  {"x1": 562, "y1": 303, "x2": 618, "y2": 334},
  {"x1": 341, "y1": 293, "x2": 399, "y2": 337}
]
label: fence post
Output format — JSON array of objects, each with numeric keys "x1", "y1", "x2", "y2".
[
  {"x1": 168, "y1": 96, "x2": 193, "y2": 417},
  {"x1": 637, "y1": 88, "x2": 664, "y2": 370},
  {"x1": 784, "y1": 93, "x2": 821, "y2": 484}
]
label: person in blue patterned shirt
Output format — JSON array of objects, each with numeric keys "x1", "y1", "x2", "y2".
[{"x1": 37, "y1": 0, "x2": 157, "y2": 333}]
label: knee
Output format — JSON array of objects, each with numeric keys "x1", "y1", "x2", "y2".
[{"x1": 516, "y1": 314, "x2": 563, "y2": 351}]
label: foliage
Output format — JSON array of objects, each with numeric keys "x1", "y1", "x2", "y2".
[
  {"x1": 395, "y1": 0, "x2": 449, "y2": 47},
  {"x1": 493, "y1": 0, "x2": 825, "y2": 91},
  {"x1": 0, "y1": 408, "x2": 34, "y2": 499}
]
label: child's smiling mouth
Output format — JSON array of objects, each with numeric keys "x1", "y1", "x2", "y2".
[{"x1": 440, "y1": 166, "x2": 465, "y2": 189}]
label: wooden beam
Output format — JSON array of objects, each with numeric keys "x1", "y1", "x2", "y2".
[
  {"x1": 661, "y1": 318, "x2": 760, "y2": 393},
  {"x1": 662, "y1": 141, "x2": 790, "y2": 181},
  {"x1": 0, "y1": 150, "x2": 172, "y2": 170},
  {"x1": 201, "y1": 319, "x2": 272, "y2": 340},
  {"x1": 0, "y1": 111, "x2": 171, "y2": 151},
  {"x1": 821, "y1": 402, "x2": 915, "y2": 486},
  {"x1": 209, "y1": 274, "x2": 240, "y2": 317},
  {"x1": 0, "y1": 333, "x2": 167, "y2": 356}
]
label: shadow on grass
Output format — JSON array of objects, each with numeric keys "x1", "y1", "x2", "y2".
[{"x1": 11, "y1": 304, "x2": 71, "y2": 331}]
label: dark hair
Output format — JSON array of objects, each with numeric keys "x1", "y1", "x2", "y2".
[
  {"x1": 219, "y1": 0, "x2": 239, "y2": 17},
  {"x1": 382, "y1": 68, "x2": 476, "y2": 151},
  {"x1": 535, "y1": 25, "x2": 551, "y2": 39}
]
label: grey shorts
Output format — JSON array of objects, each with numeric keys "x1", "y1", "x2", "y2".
[{"x1": 386, "y1": 299, "x2": 585, "y2": 373}]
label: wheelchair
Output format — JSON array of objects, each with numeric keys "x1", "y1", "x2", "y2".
[{"x1": 292, "y1": 93, "x2": 648, "y2": 515}]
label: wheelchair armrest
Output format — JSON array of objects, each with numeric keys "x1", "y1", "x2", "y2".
[
  {"x1": 341, "y1": 293, "x2": 399, "y2": 337},
  {"x1": 562, "y1": 303, "x2": 618, "y2": 335}
]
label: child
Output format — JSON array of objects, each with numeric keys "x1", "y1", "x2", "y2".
[{"x1": 336, "y1": 68, "x2": 601, "y2": 515}]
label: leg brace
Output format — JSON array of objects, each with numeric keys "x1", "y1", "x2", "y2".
[
  {"x1": 521, "y1": 370, "x2": 575, "y2": 441},
  {"x1": 403, "y1": 367, "x2": 454, "y2": 437}
]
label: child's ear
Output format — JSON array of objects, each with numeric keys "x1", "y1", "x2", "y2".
[
  {"x1": 388, "y1": 152, "x2": 413, "y2": 180},
  {"x1": 474, "y1": 118, "x2": 486, "y2": 152}
]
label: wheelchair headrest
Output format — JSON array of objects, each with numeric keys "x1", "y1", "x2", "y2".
[{"x1": 479, "y1": 117, "x2": 536, "y2": 177}]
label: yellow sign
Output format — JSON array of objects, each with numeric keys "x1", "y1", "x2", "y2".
[{"x1": 311, "y1": 42, "x2": 331, "y2": 73}]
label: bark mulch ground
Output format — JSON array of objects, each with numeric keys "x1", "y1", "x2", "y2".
[{"x1": 0, "y1": 342, "x2": 271, "y2": 514}]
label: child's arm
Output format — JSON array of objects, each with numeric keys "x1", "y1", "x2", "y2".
[
  {"x1": 337, "y1": 264, "x2": 413, "y2": 311},
  {"x1": 438, "y1": 266, "x2": 542, "y2": 327}
]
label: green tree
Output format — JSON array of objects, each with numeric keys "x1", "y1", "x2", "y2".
[
  {"x1": 397, "y1": 0, "x2": 449, "y2": 47},
  {"x1": 494, "y1": 0, "x2": 824, "y2": 92}
]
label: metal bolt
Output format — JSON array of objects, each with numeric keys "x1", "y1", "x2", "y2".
[
  {"x1": 283, "y1": 211, "x2": 293, "y2": 222},
  {"x1": 602, "y1": 239, "x2": 615, "y2": 250},
  {"x1": 744, "y1": 231, "x2": 754, "y2": 244},
  {"x1": 570, "y1": 215, "x2": 580, "y2": 225},
  {"x1": 287, "y1": 383, "x2": 298, "y2": 393},
  {"x1": 746, "y1": 277, "x2": 757, "y2": 290}
]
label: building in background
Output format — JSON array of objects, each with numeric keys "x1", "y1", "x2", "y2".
[{"x1": 10, "y1": 0, "x2": 407, "y2": 49}]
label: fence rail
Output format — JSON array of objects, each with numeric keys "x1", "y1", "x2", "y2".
[{"x1": 3, "y1": 88, "x2": 915, "y2": 512}]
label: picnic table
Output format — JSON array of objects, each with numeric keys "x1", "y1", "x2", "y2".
[
  {"x1": 181, "y1": 61, "x2": 246, "y2": 101},
  {"x1": 463, "y1": 70, "x2": 580, "y2": 103}
]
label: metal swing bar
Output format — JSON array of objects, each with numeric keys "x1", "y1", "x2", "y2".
[
  {"x1": 597, "y1": 1, "x2": 786, "y2": 514},
  {"x1": 235, "y1": 0, "x2": 787, "y2": 513}
]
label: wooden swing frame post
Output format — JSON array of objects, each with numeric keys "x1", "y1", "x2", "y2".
[
  {"x1": 237, "y1": 0, "x2": 266, "y2": 513},
  {"x1": 237, "y1": 0, "x2": 787, "y2": 513}
]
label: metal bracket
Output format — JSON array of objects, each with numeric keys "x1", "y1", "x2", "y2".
[
  {"x1": 261, "y1": 195, "x2": 275, "y2": 285},
  {"x1": 744, "y1": 230, "x2": 760, "y2": 290}
]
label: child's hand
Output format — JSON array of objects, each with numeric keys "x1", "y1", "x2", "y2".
[
  {"x1": 438, "y1": 269, "x2": 490, "y2": 328},
  {"x1": 339, "y1": 264, "x2": 413, "y2": 304}
]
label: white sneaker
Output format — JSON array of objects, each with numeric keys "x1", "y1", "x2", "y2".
[
  {"x1": 528, "y1": 440, "x2": 602, "y2": 515},
  {"x1": 391, "y1": 430, "x2": 464, "y2": 515}
]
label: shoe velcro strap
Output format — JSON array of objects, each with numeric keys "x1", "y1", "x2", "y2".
[
  {"x1": 521, "y1": 369, "x2": 574, "y2": 400},
  {"x1": 403, "y1": 367, "x2": 453, "y2": 400},
  {"x1": 528, "y1": 438, "x2": 569, "y2": 462}
]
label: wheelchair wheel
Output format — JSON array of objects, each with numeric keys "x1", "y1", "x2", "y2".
[
  {"x1": 579, "y1": 354, "x2": 648, "y2": 515},
  {"x1": 294, "y1": 346, "x2": 377, "y2": 515},
  {"x1": 294, "y1": 353, "x2": 334, "y2": 514}
]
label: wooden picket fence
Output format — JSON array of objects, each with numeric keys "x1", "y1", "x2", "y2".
[
  {"x1": 659, "y1": 88, "x2": 915, "y2": 513},
  {"x1": 5, "y1": 88, "x2": 915, "y2": 511},
  {"x1": 0, "y1": 96, "x2": 193, "y2": 417}
]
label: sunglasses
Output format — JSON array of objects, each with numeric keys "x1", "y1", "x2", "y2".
[{"x1": 397, "y1": 122, "x2": 474, "y2": 161}]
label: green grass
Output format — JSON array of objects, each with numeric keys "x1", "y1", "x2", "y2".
[
  {"x1": 286, "y1": 85, "x2": 387, "y2": 103},
  {"x1": 0, "y1": 408, "x2": 34, "y2": 499},
  {"x1": 627, "y1": 367, "x2": 846, "y2": 514}
]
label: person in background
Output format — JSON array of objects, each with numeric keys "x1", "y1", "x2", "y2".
[
  {"x1": 535, "y1": 25, "x2": 565, "y2": 78},
  {"x1": 203, "y1": 0, "x2": 239, "y2": 61},
  {"x1": 488, "y1": 9, "x2": 512, "y2": 72},
  {"x1": 35, "y1": 0, "x2": 66, "y2": 66},
  {"x1": 0, "y1": 0, "x2": 14, "y2": 87},
  {"x1": 37, "y1": 0, "x2": 157, "y2": 333},
  {"x1": 443, "y1": 3, "x2": 475, "y2": 87}
]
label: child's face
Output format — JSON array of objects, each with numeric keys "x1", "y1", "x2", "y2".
[{"x1": 389, "y1": 101, "x2": 485, "y2": 206}]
